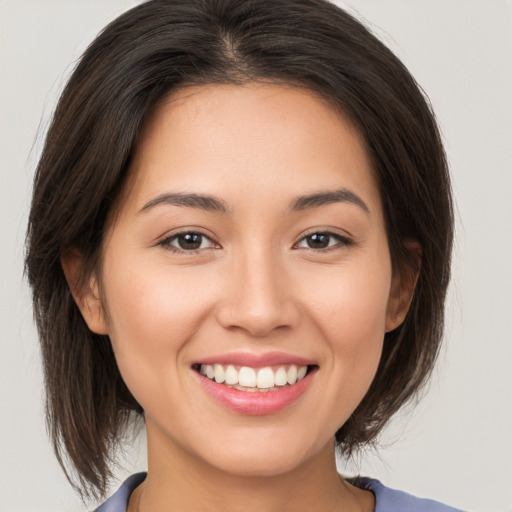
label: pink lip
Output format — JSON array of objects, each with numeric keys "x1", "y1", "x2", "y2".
[
  {"x1": 195, "y1": 351, "x2": 315, "y2": 368},
  {"x1": 195, "y1": 368, "x2": 316, "y2": 417}
]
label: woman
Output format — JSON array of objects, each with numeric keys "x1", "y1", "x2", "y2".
[{"x1": 25, "y1": 0, "x2": 462, "y2": 510}]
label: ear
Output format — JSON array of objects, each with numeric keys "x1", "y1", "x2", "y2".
[
  {"x1": 385, "y1": 240, "x2": 421, "y2": 333},
  {"x1": 61, "y1": 249, "x2": 109, "y2": 335}
]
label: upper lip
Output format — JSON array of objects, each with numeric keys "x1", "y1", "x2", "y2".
[{"x1": 193, "y1": 351, "x2": 316, "y2": 368}]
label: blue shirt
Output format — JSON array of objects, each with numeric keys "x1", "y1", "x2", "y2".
[{"x1": 93, "y1": 472, "x2": 465, "y2": 511}]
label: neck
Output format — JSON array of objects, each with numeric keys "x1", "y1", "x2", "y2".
[{"x1": 129, "y1": 424, "x2": 374, "y2": 512}]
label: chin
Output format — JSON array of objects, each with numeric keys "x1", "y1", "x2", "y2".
[
  {"x1": 197, "y1": 431, "x2": 324, "y2": 479},
  {"x1": 212, "y1": 453, "x2": 307, "y2": 479}
]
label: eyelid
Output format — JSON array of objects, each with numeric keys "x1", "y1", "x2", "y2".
[
  {"x1": 155, "y1": 227, "x2": 221, "y2": 253},
  {"x1": 293, "y1": 228, "x2": 354, "y2": 250}
]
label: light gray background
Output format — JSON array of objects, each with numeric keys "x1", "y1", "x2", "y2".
[{"x1": 1, "y1": 1, "x2": 511, "y2": 511}]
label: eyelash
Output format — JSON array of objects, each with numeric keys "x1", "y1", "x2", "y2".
[
  {"x1": 157, "y1": 231, "x2": 218, "y2": 253},
  {"x1": 293, "y1": 231, "x2": 353, "y2": 252},
  {"x1": 157, "y1": 230, "x2": 353, "y2": 254}
]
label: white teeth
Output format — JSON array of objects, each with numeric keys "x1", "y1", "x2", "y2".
[
  {"x1": 257, "y1": 367, "x2": 275, "y2": 389},
  {"x1": 199, "y1": 363, "x2": 310, "y2": 390},
  {"x1": 274, "y1": 366, "x2": 288, "y2": 386},
  {"x1": 238, "y1": 366, "x2": 257, "y2": 387},
  {"x1": 225, "y1": 365, "x2": 238, "y2": 385},
  {"x1": 286, "y1": 365, "x2": 297, "y2": 385},
  {"x1": 214, "y1": 364, "x2": 225, "y2": 383}
]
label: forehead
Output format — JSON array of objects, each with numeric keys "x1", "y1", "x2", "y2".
[{"x1": 121, "y1": 82, "x2": 381, "y2": 216}]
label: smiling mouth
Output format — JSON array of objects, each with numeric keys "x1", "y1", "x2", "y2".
[{"x1": 193, "y1": 364, "x2": 317, "y2": 392}]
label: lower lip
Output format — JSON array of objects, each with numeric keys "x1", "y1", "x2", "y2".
[{"x1": 196, "y1": 371, "x2": 314, "y2": 416}]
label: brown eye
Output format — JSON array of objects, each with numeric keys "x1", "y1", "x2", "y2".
[
  {"x1": 295, "y1": 232, "x2": 351, "y2": 250},
  {"x1": 175, "y1": 233, "x2": 203, "y2": 250},
  {"x1": 305, "y1": 233, "x2": 331, "y2": 249},
  {"x1": 159, "y1": 232, "x2": 217, "y2": 252}
]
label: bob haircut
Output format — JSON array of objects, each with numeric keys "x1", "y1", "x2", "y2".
[{"x1": 25, "y1": 0, "x2": 453, "y2": 501}]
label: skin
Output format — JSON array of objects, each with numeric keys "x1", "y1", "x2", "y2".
[{"x1": 64, "y1": 83, "x2": 418, "y2": 511}]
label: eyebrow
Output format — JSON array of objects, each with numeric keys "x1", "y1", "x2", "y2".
[
  {"x1": 290, "y1": 188, "x2": 370, "y2": 214},
  {"x1": 139, "y1": 193, "x2": 229, "y2": 214},
  {"x1": 139, "y1": 187, "x2": 369, "y2": 215}
]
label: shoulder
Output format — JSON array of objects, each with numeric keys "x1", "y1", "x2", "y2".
[
  {"x1": 349, "y1": 477, "x2": 466, "y2": 512},
  {"x1": 92, "y1": 473, "x2": 147, "y2": 512}
]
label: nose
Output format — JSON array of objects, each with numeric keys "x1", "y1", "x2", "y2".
[{"x1": 215, "y1": 247, "x2": 301, "y2": 337}]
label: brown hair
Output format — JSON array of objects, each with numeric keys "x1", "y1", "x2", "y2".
[{"x1": 25, "y1": 0, "x2": 453, "y2": 501}]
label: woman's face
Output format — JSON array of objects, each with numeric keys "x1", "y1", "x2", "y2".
[{"x1": 78, "y1": 83, "x2": 408, "y2": 477}]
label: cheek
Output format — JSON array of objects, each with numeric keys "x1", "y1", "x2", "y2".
[
  {"x1": 100, "y1": 255, "x2": 218, "y2": 398},
  {"x1": 104, "y1": 252, "x2": 212, "y2": 336},
  {"x1": 302, "y1": 259, "x2": 391, "y2": 386},
  {"x1": 308, "y1": 259, "x2": 390, "y2": 333}
]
